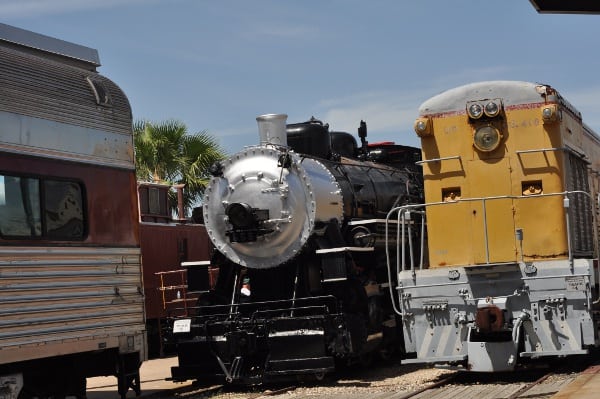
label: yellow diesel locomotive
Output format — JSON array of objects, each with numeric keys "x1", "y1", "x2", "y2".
[{"x1": 388, "y1": 81, "x2": 600, "y2": 371}]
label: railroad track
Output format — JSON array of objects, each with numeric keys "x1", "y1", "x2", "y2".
[
  {"x1": 169, "y1": 358, "x2": 593, "y2": 399},
  {"x1": 175, "y1": 384, "x2": 297, "y2": 399},
  {"x1": 171, "y1": 372, "x2": 573, "y2": 399},
  {"x1": 397, "y1": 371, "x2": 568, "y2": 399}
]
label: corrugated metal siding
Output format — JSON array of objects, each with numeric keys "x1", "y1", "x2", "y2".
[
  {"x1": 0, "y1": 246, "x2": 145, "y2": 364},
  {"x1": 0, "y1": 44, "x2": 131, "y2": 136},
  {"x1": 566, "y1": 153, "x2": 594, "y2": 256}
]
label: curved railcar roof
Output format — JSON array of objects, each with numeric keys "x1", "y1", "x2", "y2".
[
  {"x1": 418, "y1": 80, "x2": 600, "y2": 146},
  {"x1": 418, "y1": 81, "x2": 561, "y2": 117},
  {"x1": 0, "y1": 25, "x2": 133, "y2": 169},
  {"x1": 0, "y1": 22, "x2": 100, "y2": 69}
]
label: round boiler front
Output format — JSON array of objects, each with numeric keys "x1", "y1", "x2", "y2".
[{"x1": 203, "y1": 146, "x2": 343, "y2": 269}]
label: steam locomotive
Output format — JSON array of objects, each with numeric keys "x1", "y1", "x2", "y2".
[{"x1": 168, "y1": 115, "x2": 423, "y2": 384}]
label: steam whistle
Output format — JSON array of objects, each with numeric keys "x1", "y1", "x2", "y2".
[{"x1": 358, "y1": 120, "x2": 368, "y2": 159}]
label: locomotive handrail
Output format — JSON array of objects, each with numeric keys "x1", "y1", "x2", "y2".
[
  {"x1": 384, "y1": 190, "x2": 597, "y2": 317},
  {"x1": 315, "y1": 246, "x2": 374, "y2": 253},
  {"x1": 515, "y1": 147, "x2": 564, "y2": 154},
  {"x1": 415, "y1": 155, "x2": 461, "y2": 165},
  {"x1": 251, "y1": 305, "x2": 331, "y2": 320},
  {"x1": 167, "y1": 295, "x2": 339, "y2": 322},
  {"x1": 347, "y1": 218, "x2": 400, "y2": 225},
  {"x1": 516, "y1": 146, "x2": 589, "y2": 161},
  {"x1": 521, "y1": 272, "x2": 591, "y2": 281}
]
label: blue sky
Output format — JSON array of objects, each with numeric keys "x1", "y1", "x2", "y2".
[{"x1": 2, "y1": 0, "x2": 600, "y2": 155}]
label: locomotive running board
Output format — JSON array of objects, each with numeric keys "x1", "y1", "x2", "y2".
[
  {"x1": 315, "y1": 246, "x2": 375, "y2": 253},
  {"x1": 520, "y1": 349, "x2": 588, "y2": 358},
  {"x1": 347, "y1": 219, "x2": 395, "y2": 225},
  {"x1": 402, "y1": 354, "x2": 467, "y2": 365}
]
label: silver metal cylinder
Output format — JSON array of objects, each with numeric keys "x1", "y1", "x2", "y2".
[{"x1": 256, "y1": 113, "x2": 288, "y2": 146}]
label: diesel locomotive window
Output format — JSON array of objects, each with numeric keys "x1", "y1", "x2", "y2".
[{"x1": 0, "y1": 174, "x2": 85, "y2": 240}]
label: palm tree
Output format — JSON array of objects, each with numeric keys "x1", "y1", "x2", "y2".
[{"x1": 133, "y1": 119, "x2": 226, "y2": 216}]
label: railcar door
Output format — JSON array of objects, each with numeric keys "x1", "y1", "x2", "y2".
[
  {"x1": 465, "y1": 157, "x2": 517, "y2": 264},
  {"x1": 511, "y1": 148, "x2": 570, "y2": 261}
]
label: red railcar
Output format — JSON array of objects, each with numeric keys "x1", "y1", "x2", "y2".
[{"x1": 138, "y1": 182, "x2": 213, "y2": 357}]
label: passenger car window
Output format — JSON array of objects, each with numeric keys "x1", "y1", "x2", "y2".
[{"x1": 0, "y1": 174, "x2": 84, "y2": 240}]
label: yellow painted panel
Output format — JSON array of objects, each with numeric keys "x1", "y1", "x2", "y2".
[
  {"x1": 424, "y1": 159, "x2": 518, "y2": 267},
  {"x1": 421, "y1": 117, "x2": 472, "y2": 162},
  {"x1": 419, "y1": 103, "x2": 579, "y2": 267},
  {"x1": 503, "y1": 107, "x2": 568, "y2": 261},
  {"x1": 426, "y1": 201, "x2": 473, "y2": 267},
  {"x1": 514, "y1": 195, "x2": 567, "y2": 260},
  {"x1": 416, "y1": 82, "x2": 597, "y2": 269},
  {"x1": 421, "y1": 118, "x2": 470, "y2": 267},
  {"x1": 465, "y1": 158, "x2": 516, "y2": 264}
]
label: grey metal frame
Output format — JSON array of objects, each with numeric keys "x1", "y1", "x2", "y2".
[{"x1": 385, "y1": 190, "x2": 599, "y2": 371}]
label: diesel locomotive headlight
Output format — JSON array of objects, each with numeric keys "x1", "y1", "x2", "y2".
[
  {"x1": 541, "y1": 104, "x2": 559, "y2": 123},
  {"x1": 414, "y1": 117, "x2": 432, "y2": 137},
  {"x1": 467, "y1": 103, "x2": 483, "y2": 120},
  {"x1": 473, "y1": 125, "x2": 502, "y2": 152},
  {"x1": 484, "y1": 101, "x2": 500, "y2": 117}
]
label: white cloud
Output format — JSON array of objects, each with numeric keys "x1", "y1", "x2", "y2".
[{"x1": 316, "y1": 89, "x2": 428, "y2": 148}]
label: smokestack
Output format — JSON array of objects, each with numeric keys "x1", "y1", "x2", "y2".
[{"x1": 256, "y1": 113, "x2": 288, "y2": 146}]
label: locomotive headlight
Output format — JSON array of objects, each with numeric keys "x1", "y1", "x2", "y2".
[
  {"x1": 541, "y1": 104, "x2": 559, "y2": 123},
  {"x1": 414, "y1": 117, "x2": 432, "y2": 137},
  {"x1": 467, "y1": 103, "x2": 483, "y2": 120},
  {"x1": 473, "y1": 125, "x2": 502, "y2": 152},
  {"x1": 226, "y1": 202, "x2": 255, "y2": 228},
  {"x1": 484, "y1": 101, "x2": 500, "y2": 117}
]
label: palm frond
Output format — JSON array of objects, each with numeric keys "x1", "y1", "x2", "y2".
[{"x1": 133, "y1": 119, "x2": 227, "y2": 215}]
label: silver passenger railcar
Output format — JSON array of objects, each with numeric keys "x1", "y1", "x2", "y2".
[{"x1": 0, "y1": 24, "x2": 146, "y2": 398}]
